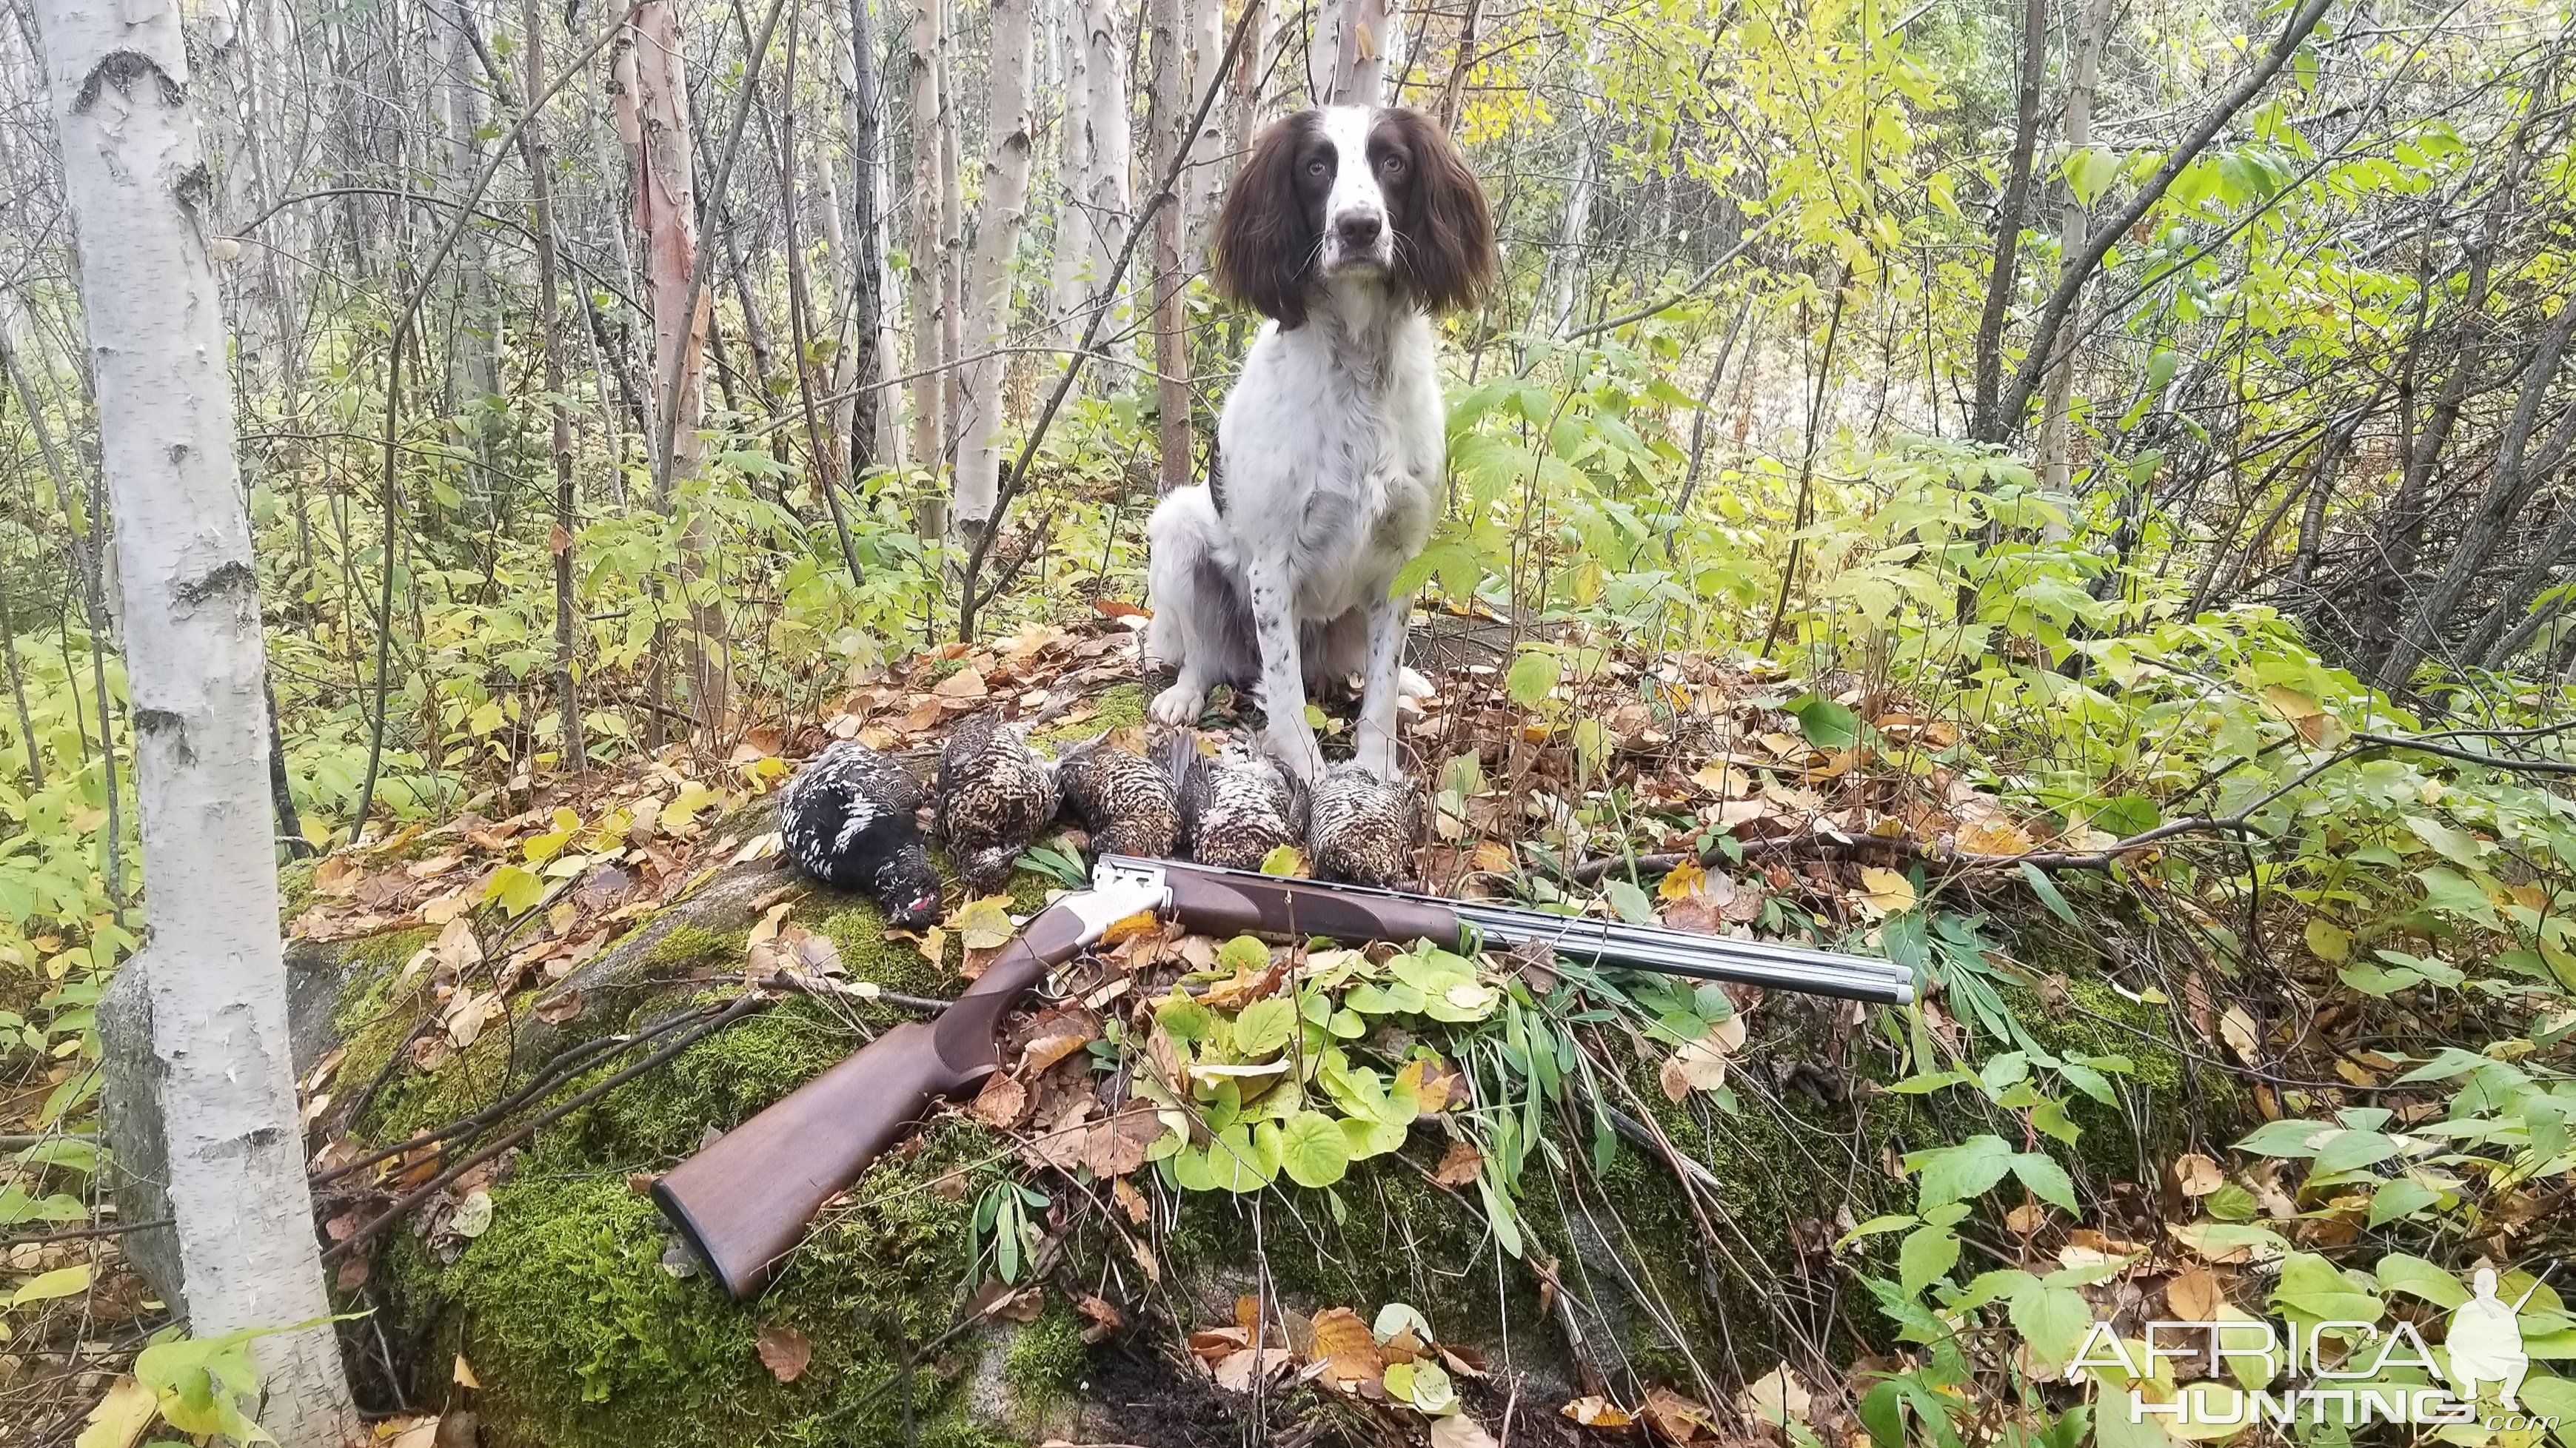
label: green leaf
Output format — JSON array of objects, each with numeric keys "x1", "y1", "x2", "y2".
[
  {"x1": 1218, "y1": 936, "x2": 1272, "y2": 974},
  {"x1": 1231, "y1": 998, "x2": 1297, "y2": 1058},
  {"x1": 2064, "y1": 146, "x2": 2122, "y2": 206},
  {"x1": 2010, "y1": 1281, "x2": 2094, "y2": 1372},
  {"x1": 1505, "y1": 650, "x2": 1560, "y2": 708},
  {"x1": 1157, "y1": 996, "x2": 1215, "y2": 1043},
  {"x1": 2270, "y1": 1252, "x2": 2381, "y2": 1325},
  {"x1": 2233, "y1": 1119, "x2": 2332, "y2": 1157},
  {"x1": 2020, "y1": 862, "x2": 2080, "y2": 925},
  {"x1": 2403, "y1": 814, "x2": 2483, "y2": 866},
  {"x1": 1604, "y1": 878, "x2": 1656, "y2": 925},
  {"x1": 2414, "y1": 865, "x2": 2500, "y2": 928},
  {"x1": 7, "y1": 1263, "x2": 90, "y2": 1307},
  {"x1": 484, "y1": 864, "x2": 545, "y2": 916},
  {"x1": 1898, "y1": 1223, "x2": 1961, "y2": 1296},
  {"x1": 2010, "y1": 1151, "x2": 2078, "y2": 1211},
  {"x1": 1857, "y1": 1379, "x2": 1905, "y2": 1448},
  {"x1": 1784, "y1": 694, "x2": 1861, "y2": 748},
  {"x1": 1277, "y1": 1110, "x2": 1351, "y2": 1188},
  {"x1": 2310, "y1": 1129, "x2": 2401, "y2": 1173},
  {"x1": 2373, "y1": 1252, "x2": 2466, "y2": 1307},
  {"x1": 1905, "y1": 1134, "x2": 2014, "y2": 1209},
  {"x1": 2366, "y1": 1178, "x2": 2442, "y2": 1227}
]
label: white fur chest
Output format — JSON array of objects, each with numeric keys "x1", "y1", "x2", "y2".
[{"x1": 1216, "y1": 289, "x2": 1445, "y2": 620}]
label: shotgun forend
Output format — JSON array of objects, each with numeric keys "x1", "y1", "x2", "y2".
[{"x1": 653, "y1": 855, "x2": 1913, "y2": 1298}]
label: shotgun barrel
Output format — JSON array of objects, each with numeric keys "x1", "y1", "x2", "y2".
[{"x1": 655, "y1": 854, "x2": 1912, "y2": 1297}]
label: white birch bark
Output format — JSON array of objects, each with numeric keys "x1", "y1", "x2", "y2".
[
  {"x1": 1048, "y1": 0, "x2": 1095, "y2": 338},
  {"x1": 1080, "y1": 0, "x2": 1133, "y2": 376},
  {"x1": 29, "y1": 3, "x2": 358, "y2": 1443},
  {"x1": 906, "y1": 0, "x2": 946, "y2": 522},
  {"x1": 2037, "y1": 0, "x2": 2117, "y2": 495},
  {"x1": 1306, "y1": 0, "x2": 1385, "y2": 105},
  {"x1": 1544, "y1": 30, "x2": 1604, "y2": 336},
  {"x1": 1180, "y1": 0, "x2": 1227, "y2": 261},
  {"x1": 954, "y1": 0, "x2": 1039, "y2": 533}
]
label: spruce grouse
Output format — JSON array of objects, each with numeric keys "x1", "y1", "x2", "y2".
[
  {"x1": 934, "y1": 713, "x2": 1063, "y2": 894},
  {"x1": 777, "y1": 740, "x2": 943, "y2": 925},
  {"x1": 1176, "y1": 735, "x2": 1308, "y2": 871},
  {"x1": 1306, "y1": 762, "x2": 1422, "y2": 888},
  {"x1": 1054, "y1": 730, "x2": 1182, "y2": 860}
]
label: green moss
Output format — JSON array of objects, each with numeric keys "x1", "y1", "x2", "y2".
[
  {"x1": 278, "y1": 857, "x2": 321, "y2": 917},
  {"x1": 1002, "y1": 1304, "x2": 1086, "y2": 1403},
  {"x1": 648, "y1": 922, "x2": 751, "y2": 974},
  {"x1": 1034, "y1": 683, "x2": 1145, "y2": 749},
  {"x1": 384, "y1": 1119, "x2": 1017, "y2": 1448}
]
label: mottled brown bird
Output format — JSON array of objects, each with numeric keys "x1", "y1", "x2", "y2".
[
  {"x1": 934, "y1": 714, "x2": 1063, "y2": 894},
  {"x1": 1177, "y1": 736, "x2": 1307, "y2": 871},
  {"x1": 778, "y1": 740, "x2": 943, "y2": 925},
  {"x1": 1306, "y1": 762, "x2": 1422, "y2": 888},
  {"x1": 1054, "y1": 730, "x2": 1181, "y2": 860}
]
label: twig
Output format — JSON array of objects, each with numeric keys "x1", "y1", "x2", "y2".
[
  {"x1": 0, "y1": 1217, "x2": 172, "y2": 1249},
  {"x1": 323, "y1": 994, "x2": 769, "y2": 1262}
]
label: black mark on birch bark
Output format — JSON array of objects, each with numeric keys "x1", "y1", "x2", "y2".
[{"x1": 74, "y1": 51, "x2": 185, "y2": 113}]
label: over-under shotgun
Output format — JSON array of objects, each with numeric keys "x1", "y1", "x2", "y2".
[{"x1": 654, "y1": 855, "x2": 1913, "y2": 1298}]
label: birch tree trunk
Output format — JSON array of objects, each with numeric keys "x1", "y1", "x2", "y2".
[
  {"x1": 30, "y1": 3, "x2": 359, "y2": 1442},
  {"x1": 1306, "y1": 0, "x2": 1386, "y2": 105},
  {"x1": 840, "y1": 0, "x2": 888, "y2": 469},
  {"x1": 1227, "y1": 0, "x2": 1274, "y2": 175},
  {"x1": 937, "y1": 0, "x2": 966, "y2": 469},
  {"x1": 1080, "y1": 0, "x2": 1134, "y2": 378},
  {"x1": 1050, "y1": 0, "x2": 1095, "y2": 339},
  {"x1": 1180, "y1": 0, "x2": 1227, "y2": 259},
  {"x1": 1544, "y1": 32, "x2": 1602, "y2": 336},
  {"x1": 952, "y1": 0, "x2": 1037, "y2": 536},
  {"x1": 1147, "y1": 0, "x2": 1192, "y2": 492},
  {"x1": 906, "y1": 0, "x2": 949, "y2": 533},
  {"x1": 615, "y1": 0, "x2": 723, "y2": 732},
  {"x1": 2036, "y1": 0, "x2": 2115, "y2": 494}
]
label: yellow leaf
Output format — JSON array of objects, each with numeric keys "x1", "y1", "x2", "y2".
[
  {"x1": 453, "y1": 1353, "x2": 480, "y2": 1389},
  {"x1": 1855, "y1": 866, "x2": 1916, "y2": 917},
  {"x1": 2262, "y1": 686, "x2": 2322, "y2": 720},
  {"x1": 1561, "y1": 1395, "x2": 1634, "y2": 1427},
  {"x1": 1657, "y1": 859, "x2": 1709, "y2": 902},
  {"x1": 947, "y1": 896, "x2": 1017, "y2": 951},
  {"x1": 74, "y1": 1376, "x2": 157, "y2": 1448},
  {"x1": 10, "y1": 1263, "x2": 92, "y2": 1307},
  {"x1": 1955, "y1": 817, "x2": 2037, "y2": 856}
]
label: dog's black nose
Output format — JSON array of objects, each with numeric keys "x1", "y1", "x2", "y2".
[{"x1": 1336, "y1": 213, "x2": 1383, "y2": 249}]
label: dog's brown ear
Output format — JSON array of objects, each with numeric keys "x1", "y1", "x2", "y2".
[
  {"x1": 1213, "y1": 113, "x2": 1320, "y2": 327},
  {"x1": 1385, "y1": 108, "x2": 1496, "y2": 315}
]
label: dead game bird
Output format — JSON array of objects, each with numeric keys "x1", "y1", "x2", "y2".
[
  {"x1": 778, "y1": 740, "x2": 943, "y2": 925},
  {"x1": 1176, "y1": 736, "x2": 1307, "y2": 871},
  {"x1": 1054, "y1": 730, "x2": 1181, "y2": 859},
  {"x1": 1306, "y1": 763, "x2": 1422, "y2": 888},
  {"x1": 936, "y1": 713, "x2": 1063, "y2": 893}
]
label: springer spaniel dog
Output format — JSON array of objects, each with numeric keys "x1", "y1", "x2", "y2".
[{"x1": 1143, "y1": 105, "x2": 1496, "y2": 782}]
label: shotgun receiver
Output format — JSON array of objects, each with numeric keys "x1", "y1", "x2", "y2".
[{"x1": 654, "y1": 854, "x2": 1913, "y2": 1297}]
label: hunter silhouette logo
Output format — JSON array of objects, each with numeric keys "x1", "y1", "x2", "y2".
[
  {"x1": 2067, "y1": 1267, "x2": 2560, "y2": 1431},
  {"x1": 2445, "y1": 1268, "x2": 2531, "y2": 1410}
]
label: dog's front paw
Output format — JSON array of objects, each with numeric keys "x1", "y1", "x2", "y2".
[
  {"x1": 1264, "y1": 723, "x2": 1325, "y2": 785},
  {"x1": 1396, "y1": 667, "x2": 1434, "y2": 702},
  {"x1": 1351, "y1": 731, "x2": 1400, "y2": 781},
  {"x1": 1148, "y1": 683, "x2": 1204, "y2": 728}
]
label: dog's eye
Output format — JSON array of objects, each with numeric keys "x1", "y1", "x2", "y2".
[
  {"x1": 1380, "y1": 155, "x2": 1407, "y2": 175},
  {"x1": 1306, "y1": 158, "x2": 1329, "y2": 178}
]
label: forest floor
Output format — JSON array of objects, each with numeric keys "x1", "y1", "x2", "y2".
[{"x1": 5, "y1": 611, "x2": 2564, "y2": 1447}]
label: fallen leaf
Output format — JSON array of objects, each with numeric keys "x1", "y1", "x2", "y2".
[
  {"x1": 969, "y1": 1073, "x2": 1030, "y2": 1129},
  {"x1": 533, "y1": 990, "x2": 583, "y2": 1025},
  {"x1": 75, "y1": 1375, "x2": 157, "y2": 1448},
  {"x1": 2219, "y1": 1005, "x2": 2261, "y2": 1065},
  {"x1": 2167, "y1": 1264, "x2": 2225, "y2": 1321},
  {"x1": 1076, "y1": 1293, "x2": 1125, "y2": 1341},
  {"x1": 451, "y1": 1189, "x2": 494, "y2": 1238},
  {"x1": 380, "y1": 1417, "x2": 441, "y2": 1448},
  {"x1": 1210, "y1": 1346, "x2": 1293, "y2": 1392},
  {"x1": 948, "y1": 896, "x2": 1017, "y2": 951},
  {"x1": 1308, "y1": 1306, "x2": 1384, "y2": 1387},
  {"x1": 1428, "y1": 1414, "x2": 1500, "y2": 1448},
  {"x1": 1956, "y1": 817, "x2": 2038, "y2": 856},
  {"x1": 452, "y1": 1353, "x2": 481, "y2": 1390},
  {"x1": 757, "y1": 1324, "x2": 812, "y2": 1382},
  {"x1": 1111, "y1": 1176, "x2": 1149, "y2": 1224},
  {"x1": 2174, "y1": 1152, "x2": 2224, "y2": 1198},
  {"x1": 1079, "y1": 1104, "x2": 1165, "y2": 1179},
  {"x1": 1641, "y1": 1384, "x2": 1723, "y2": 1444},
  {"x1": 933, "y1": 666, "x2": 988, "y2": 700},
  {"x1": 1741, "y1": 1362, "x2": 1813, "y2": 1426},
  {"x1": 1562, "y1": 1395, "x2": 1635, "y2": 1429},
  {"x1": 1854, "y1": 866, "x2": 1916, "y2": 917},
  {"x1": 1431, "y1": 1139, "x2": 1484, "y2": 1187}
]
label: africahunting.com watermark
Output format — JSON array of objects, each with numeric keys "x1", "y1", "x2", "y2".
[{"x1": 2066, "y1": 1269, "x2": 2560, "y2": 1431}]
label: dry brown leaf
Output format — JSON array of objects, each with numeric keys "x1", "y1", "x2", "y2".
[
  {"x1": 1210, "y1": 1347, "x2": 1293, "y2": 1392},
  {"x1": 2219, "y1": 1005, "x2": 2261, "y2": 1065},
  {"x1": 756, "y1": 1324, "x2": 812, "y2": 1383},
  {"x1": 452, "y1": 1354, "x2": 481, "y2": 1390},
  {"x1": 533, "y1": 990, "x2": 583, "y2": 1025},
  {"x1": 968, "y1": 1073, "x2": 1030, "y2": 1129},
  {"x1": 1740, "y1": 1362, "x2": 1812, "y2": 1426},
  {"x1": 1562, "y1": 1395, "x2": 1635, "y2": 1429},
  {"x1": 1431, "y1": 1139, "x2": 1484, "y2": 1187},
  {"x1": 2173, "y1": 1152, "x2": 2224, "y2": 1198},
  {"x1": 933, "y1": 666, "x2": 989, "y2": 700},
  {"x1": 1428, "y1": 1414, "x2": 1500, "y2": 1448},
  {"x1": 433, "y1": 915, "x2": 484, "y2": 973},
  {"x1": 1079, "y1": 1103, "x2": 1165, "y2": 1180},
  {"x1": 1956, "y1": 817, "x2": 2038, "y2": 856},
  {"x1": 1111, "y1": 1176, "x2": 1149, "y2": 1224},
  {"x1": 1307, "y1": 1307, "x2": 1383, "y2": 1387},
  {"x1": 381, "y1": 1416, "x2": 441, "y2": 1448},
  {"x1": 1075, "y1": 1293, "x2": 1125, "y2": 1341},
  {"x1": 1640, "y1": 1384, "x2": 1723, "y2": 1444},
  {"x1": 2167, "y1": 1264, "x2": 2226, "y2": 1322}
]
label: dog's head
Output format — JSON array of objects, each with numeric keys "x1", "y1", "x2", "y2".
[{"x1": 1213, "y1": 106, "x2": 1496, "y2": 329}]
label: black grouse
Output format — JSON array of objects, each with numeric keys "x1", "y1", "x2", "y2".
[
  {"x1": 777, "y1": 740, "x2": 943, "y2": 925},
  {"x1": 935, "y1": 713, "x2": 1063, "y2": 894}
]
